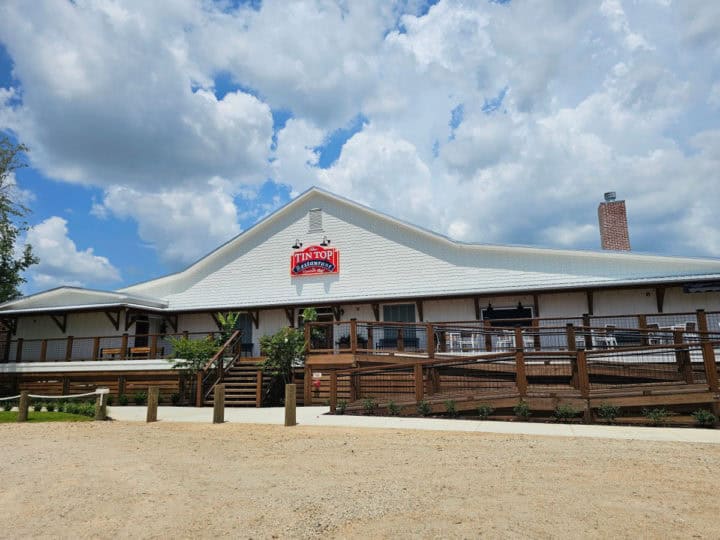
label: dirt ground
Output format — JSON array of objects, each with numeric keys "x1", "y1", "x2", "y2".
[{"x1": 0, "y1": 422, "x2": 718, "y2": 539}]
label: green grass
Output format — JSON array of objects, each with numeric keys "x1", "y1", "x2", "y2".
[{"x1": 0, "y1": 411, "x2": 93, "y2": 423}]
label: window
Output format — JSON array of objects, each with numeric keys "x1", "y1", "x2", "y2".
[
  {"x1": 383, "y1": 304, "x2": 417, "y2": 346},
  {"x1": 481, "y1": 306, "x2": 533, "y2": 327}
]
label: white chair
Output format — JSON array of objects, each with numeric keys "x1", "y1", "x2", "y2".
[
  {"x1": 495, "y1": 331, "x2": 514, "y2": 351},
  {"x1": 445, "y1": 332, "x2": 461, "y2": 352}
]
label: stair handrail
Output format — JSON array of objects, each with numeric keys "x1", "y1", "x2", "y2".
[{"x1": 196, "y1": 330, "x2": 243, "y2": 406}]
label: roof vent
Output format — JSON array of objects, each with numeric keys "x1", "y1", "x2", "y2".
[
  {"x1": 308, "y1": 208, "x2": 323, "y2": 232},
  {"x1": 604, "y1": 191, "x2": 616, "y2": 202}
]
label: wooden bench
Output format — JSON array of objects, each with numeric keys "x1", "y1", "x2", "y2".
[{"x1": 100, "y1": 348, "x2": 123, "y2": 359}]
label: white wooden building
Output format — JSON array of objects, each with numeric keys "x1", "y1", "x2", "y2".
[{"x1": 2, "y1": 187, "x2": 720, "y2": 362}]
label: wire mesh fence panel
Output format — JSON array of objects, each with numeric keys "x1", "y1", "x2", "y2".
[
  {"x1": 525, "y1": 353, "x2": 576, "y2": 389},
  {"x1": 356, "y1": 365, "x2": 416, "y2": 402},
  {"x1": 434, "y1": 323, "x2": 488, "y2": 354},
  {"x1": 706, "y1": 312, "x2": 720, "y2": 338},
  {"x1": 586, "y1": 346, "x2": 694, "y2": 389},
  {"x1": 45, "y1": 340, "x2": 67, "y2": 361}
]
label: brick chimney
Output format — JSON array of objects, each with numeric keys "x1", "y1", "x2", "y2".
[{"x1": 598, "y1": 192, "x2": 631, "y2": 251}]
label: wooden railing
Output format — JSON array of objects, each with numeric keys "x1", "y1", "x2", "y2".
[
  {"x1": 327, "y1": 326, "x2": 720, "y2": 413},
  {"x1": 306, "y1": 309, "x2": 720, "y2": 357},
  {"x1": 0, "y1": 331, "x2": 249, "y2": 363},
  {"x1": 196, "y1": 330, "x2": 243, "y2": 407}
]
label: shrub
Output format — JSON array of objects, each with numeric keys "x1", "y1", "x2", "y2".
[
  {"x1": 642, "y1": 408, "x2": 669, "y2": 426},
  {"x1": 691, "y1": 409, "x2": 717, "y2": 427},
  {"x1": 106, "y1": 394, "x2": 114, "y2": 406},
  {"x1": 417, "y1": 400, "x2": 431, "y2": 417},
  {"x1": 81, "y1": 403, "x2": 96, "y2": 417},
  {"x1": 133, "y1": 391, "x2": 147, "y2": 405},
  {"x1": 118, "y1": 394, "x2": 129, "y2": 406},
  {"x1": 362, "y1": 397, "x2": 377, "y2": 415},
  {"x1": 597, "y1": 403, "x2": 621, "y2": 422},
  {"x1": 554, "y1": 404, "x2": 579, "y2": 422},
  {"x1": 513, "y1": 400, "x2": 530, "y2": 419},
  {"x1": 33, "y1": 402, "x2": 43, "y2": 412},
  {"x1": 477, "y1": 404, "x2": 494, "y2": 420},
  {"x1": 170, "y1": 393, "x2": 180, "y2": 406},
  {"x1": 387, "y1": 401, "x2": 401, "y2": 416},
  {"x1": 45, "y1": 401, "x2": 56, "y2": 412},
  {"x1": 3, "y1": 401, "x2": 13, "y2": 411},
  {"x1": 336, "y1": 399, "x2": 347, "y2": 415},
  {"x1": 65, "y1": 402, "x2": 80, "y2": 415},
  {"x1": 444, "y1": 399, "x2": 458, "y2": 418}
]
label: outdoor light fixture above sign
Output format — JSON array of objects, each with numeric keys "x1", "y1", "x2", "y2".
[{"x1": 291, "y1": 245, "x2": 339, "y2": 276}]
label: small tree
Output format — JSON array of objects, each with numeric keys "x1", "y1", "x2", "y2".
[
  {"x1": 0, "y1": 136, "x2": 39, "y2": 302},
  {"x1": 259, "y1": 326, "x2": 306, "y2": 402},
  {"x1": 215, "y1": 312, "x2": 241, "y2": 344},
  {"x1": 167, "y1": 336, "x2": 219, "y2": 403}
]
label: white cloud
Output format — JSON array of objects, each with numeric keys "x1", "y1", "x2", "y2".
[
  {"x1": 1, "y1": 0, "x2": 720, "y2": 274},
  {"x1": 26, "y1": 217, "x2": 121, "y2": 289},
  {"x1": 94, "y1": 179, "x2": 241, "y2": 265}
]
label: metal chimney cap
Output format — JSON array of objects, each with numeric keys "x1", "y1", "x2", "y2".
[{"x1": 604, "y1": 191, "x2": 617, "y2": 202}]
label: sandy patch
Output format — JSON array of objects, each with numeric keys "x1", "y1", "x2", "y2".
[{"x1": 0, "y1": 422, "x2": 717, "y2": 539}]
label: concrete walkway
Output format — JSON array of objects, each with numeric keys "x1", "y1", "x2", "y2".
[{"x1": 107, "y1": 406, "x2": 720, "y2": 444}]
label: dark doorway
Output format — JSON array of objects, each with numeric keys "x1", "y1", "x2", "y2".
[{"x1": 481, "y1": 306, "x2": 533, "y2": 327}]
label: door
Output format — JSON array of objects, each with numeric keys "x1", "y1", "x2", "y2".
[{"x1": 382, "y1": 304, "x2": 417, "y2": 349}]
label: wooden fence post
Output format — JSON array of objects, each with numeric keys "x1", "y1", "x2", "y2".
[
  {"x1": 94, "y1": 391, "x2": 107, "y2": 421},
  {"x1": 329, "y1": 372, "x2": 337, "y2": 413},
  {"x1": 91, "y1": 337, "x2": 100, "y2": 361},
  {"x1": 195, "y1": 372, "x2": 203, "y2": 407},
  {"x1": 426, "y1": 323, "x2": 435, "y2": 358},
  {"x1": 304, "y1": 324, "x2": 311, "y2": 354},
  {"x1": 673, "y1": 330, "x2": 693, "y2": 384},
  {"x1": 304, "y1": 364, "x2": 312, "y2": 405},
  {"x1": 255, "y1": 369, "x2": 263, "y2": 407},
  {"x1": 350, "y1": 319, "x2": 357, "y2": 354},
  {"x1": 39, "y1": 339, "x2": 47, "y2": 362},
  {"x1": 414, "y1": 363, "x2": 424, "y2": 402},
  {"x1": 15, "y1": 338, "x2": 23, "y2": 363},
  {"x1": 397, "y1": 327, "x2": 405, "y2": 352},
  {"x1": 484, "y1": 320, "x2": 493, "y2": 352},
  {"x1": 582, "y1": 314, "x2": 593, "y2": 350},
  {"x1": 17, "y1": 390, "x2": 29, "y2": 422},
  {"x1": 150, "y1": 334, "x2": 158, "y2": 358},
  {"x1": 638, "y1": 314, "x2": 648, "y2": 346},
  {"x1": 284, "y1": 383, "x2": 296, "y2": 426},
  {"x1": 565, "y1": 323, "x2": 577, "y2": 352},
  {"x1": 697, "y1": 310, "x2": 719, "y2": 397},
  {"x1": 213, "y1": 384, "x2": 225, "y2": 424},
  {"x1": 65, "y1": 336, "x2": 74, "y2": 361},
  {"x1": 575, "y1": 350, "x2": 590, "y2": 399},
  {"x1": 367, "y1": 325, "x2": 374, "y2": 352},
  {"x1": 146, "y1": 386, "x2": 159, "y2": 422},
  {"x1": 120, "y1": 333, "x2": 129, "y2": 359},
  {"x1": 514, "y1": 327, "x2": 527, "y2": 397}
]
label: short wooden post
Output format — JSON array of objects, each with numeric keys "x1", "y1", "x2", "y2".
[
  {"x1": 146, "y1": 386, "x2": 159, "y2": 423},
  {"x1": 117, "y1": 375, "x2": 126, "y2": 398},
  {"x1": 95, "y1": 391, "x2": 107, "y2": 421},
  {"x1": 367, "y1": 325, "x2": 374, "y2": 351},
  {"x1": 91, "y1": 337, "x2": 100, "y2": 361},
  {"x1": 350, "y1": 319, "x2": 357, "y2": 354},
  {"x1": 414, "y1": 363, "x2": 424, "y2": 402},
  {"x1": 255, "y1": 369, "x2": 263, "y2": 407},
  {"x1": 120, "y1": 333, "x2": 129, "y2": 359},
  {"x1": 532, "y1": 318, "x2": 541, "y2": 350},
  {"x1": 673, "y1": 330, "x2": 693, "y2": 384},
  {"x1": 195, "y1": 371, "x2": 203, "y2": 407},
  {"x1": 329, "y1": 372, "x2": 338, "y2": 413},
  {"x1": 284, "y1": 383, "x2": 296, "y2": 426},
  {"x1": 426, "y1": 323, "x2": 435, "y2": 358},
  {"x1": 576, "y1": 349, "x2": 590, "y2": 399},
  {"x1": 397, "y1": 327, "x2": 405, "y2": 352},
  {"x1": 38, "y1": 339, "x2": 47, "y2": 362},
  {"x1": 62, "y1": 376, "x2": 70, "y2": 395},
  {"x1": 349, "y1": 372, "x2": 358, "y2": 402},
  {"x1": 65, "y1": 336, "x2": 74, "y2": 361},
  {"x1": 15, "y1": 338, "x2": 23, "y2": 363},
  {"x1": 213, "y1": 384, "x2": 225, "y2": 424},
  {"x1": 697, "y1": 310, "x2": 719, "y2": 395},
  {"x1": 17, "y1": 390, "x2": 29, "y2": 422}
]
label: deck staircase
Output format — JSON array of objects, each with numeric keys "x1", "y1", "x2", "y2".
[{"x1": 204, "y1": 362, "x2": 268, "y2": 407}]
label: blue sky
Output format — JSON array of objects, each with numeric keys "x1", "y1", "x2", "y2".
[{"x1": 1, "y1": 0, "x2": 719, "y2": 295}]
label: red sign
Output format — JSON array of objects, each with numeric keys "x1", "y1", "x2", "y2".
[{"x1": 290, "y1": 245, "x2": 339, "y2": 276}]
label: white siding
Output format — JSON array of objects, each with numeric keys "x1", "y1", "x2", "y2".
[
  {"x1": 593, "y1": 289, "x2": 657, "y2": 316},
  {"x1": 538, "y1": 292, "x2": 588, "y2": 318},
  {"x1": 663, "y1": 287, "x2": 720, "y2": 313}
]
